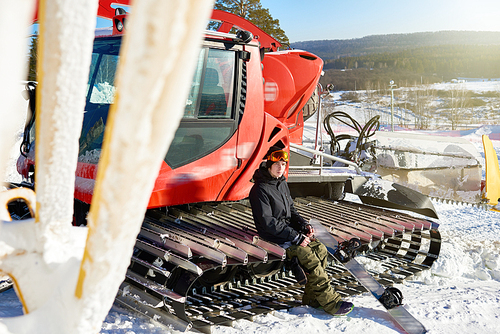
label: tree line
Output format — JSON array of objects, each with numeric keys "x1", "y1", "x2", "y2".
[
  {"x1": 324, "y1": 45, "x2": 500, "y2": 78},
  {"x1": 319, "y1": 44, "x2": 500, "y2": 91},
  {"x1": 320, "y1": 68, "x2": 441, "y2": 92}
]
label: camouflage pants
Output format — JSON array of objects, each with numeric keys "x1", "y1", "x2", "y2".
[{"x1": 286, "y1": 240, "x2": 341, "y2": 315}]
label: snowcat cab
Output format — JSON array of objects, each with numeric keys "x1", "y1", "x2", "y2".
[{"x1": 14, "y1": 7, "x2": 442, "y2": 332}]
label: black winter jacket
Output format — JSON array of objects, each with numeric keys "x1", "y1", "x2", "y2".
[{"x1": 249, "y1": 166, "x2": 309, "y2": 245}]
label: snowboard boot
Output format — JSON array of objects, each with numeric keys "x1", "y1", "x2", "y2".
[{"x1": 332, "y1": 301, "x2": 354, "y2": 316}]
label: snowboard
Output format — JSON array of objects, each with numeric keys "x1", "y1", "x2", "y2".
[{"x1": 309, "y1": 218, "x2": 427, "y2": 334}]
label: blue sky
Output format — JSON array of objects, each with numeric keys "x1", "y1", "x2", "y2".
[
  {"x1": 91, "y1": 0, "x2": 500, "y2": 43},
  {"x1": 261, "y1": 0, "x2": 500, "y2": 42}
]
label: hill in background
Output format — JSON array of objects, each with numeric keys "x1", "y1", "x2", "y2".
[
  {"x1": 290, "y1": 31, "x2": 500, "y2": 91},
  {"x1": 291, "y1": 31, "x2": 500, "y2": 59}
]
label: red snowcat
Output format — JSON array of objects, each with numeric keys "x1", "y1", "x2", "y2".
[{"x1": 14, "y1": 5, "x2": 441, "y2": 332}]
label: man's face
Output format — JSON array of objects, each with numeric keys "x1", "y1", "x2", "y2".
[{"x1": 268, "y1": 161, "x2": 287, "y2": 178}]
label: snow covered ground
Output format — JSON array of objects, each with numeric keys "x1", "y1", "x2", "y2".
[
  {"x1": 2, "y1": 82, "x2": 500, "y2": 333},
  {"x1": 328, "y1": 79, "x2": 500, "y2": 132},
  {"x1": 2, "y1": 196, "x2": 499, "y2": 334}
]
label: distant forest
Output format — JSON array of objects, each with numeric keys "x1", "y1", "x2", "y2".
[{"x1": 291, "y1": 31, "x2": 500, "y2": 91}]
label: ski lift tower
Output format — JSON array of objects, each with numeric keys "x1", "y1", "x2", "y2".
[{"x1": 389, "y1": 80, "x2": 397, "y2": 131}]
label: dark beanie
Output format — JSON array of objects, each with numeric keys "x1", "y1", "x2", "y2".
[
  {"x1": 265, "y1": 159, "x2": 275, "y2": 169},
  {"x1": 265, "y1": 145, "x2": 285, "y2": 169}
]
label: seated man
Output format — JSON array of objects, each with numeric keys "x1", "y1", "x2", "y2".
[{"x1": 249, "y1": 146, "x2": 353, "y2": 316}]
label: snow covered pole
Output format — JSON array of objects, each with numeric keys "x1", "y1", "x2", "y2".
[
  {"x1": 34, "y1": 0, "x2": 99, "y2": 263},
  {"x1": 73, "y1": 0, "x2": 215, "y2": 332},
  {"x1": 2, "y1": 0, "x2": 213, "y2": 332}
]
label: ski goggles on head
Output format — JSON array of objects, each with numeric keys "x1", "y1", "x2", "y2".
[{"x1": 267, "y1": 150, "x2": 289, "y2": 162}]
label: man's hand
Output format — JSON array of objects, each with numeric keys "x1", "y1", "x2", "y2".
[
  {"x1": 305, "y1": 224, "x2": 314, "y2": 238},
  {"x1": 300, "y1": 236, "x2": 311, "y2": 247}
]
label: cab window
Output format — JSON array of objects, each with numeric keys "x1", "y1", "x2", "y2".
[
  {"x1": 184, "y1": 48, "x2": 235, "y2": 119},
  {"x1": 165, "y1": 47, "x2": 237, "y2": 168}
]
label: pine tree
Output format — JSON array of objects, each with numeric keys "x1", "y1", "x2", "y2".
[
  {"x1": 214, "y1": 0, "x2": 289, "y2": 46},
  {"x1": 27, "y1": 34, "x2": 38, "y2": 81}
]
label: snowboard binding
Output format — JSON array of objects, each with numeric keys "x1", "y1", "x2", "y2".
[
  {"x1": 334, "y1": 238, "x2": 361, "y2": 263},
  {"x1": 378, "y1": 287, "x2": 404, "y2": 309}
]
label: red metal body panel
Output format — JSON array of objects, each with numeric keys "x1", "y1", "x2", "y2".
[
  {"x1": 221, "y1": 113, "x2": 290, "y2": 201},
  {"x1": 148, "y1": 135, "x2": 239, "y2": 207},
  {"x1": 262, "y1": 50, "x2": 323, "y2": 145}
]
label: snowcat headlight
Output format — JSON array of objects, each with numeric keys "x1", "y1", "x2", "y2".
[{"x1": 115, "y1": 19, "x2": 124, "y2": 32}]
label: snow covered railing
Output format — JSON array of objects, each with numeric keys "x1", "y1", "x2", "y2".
[{"x1": 375, "y1": 145, "x2": 480, "y2": 161}]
